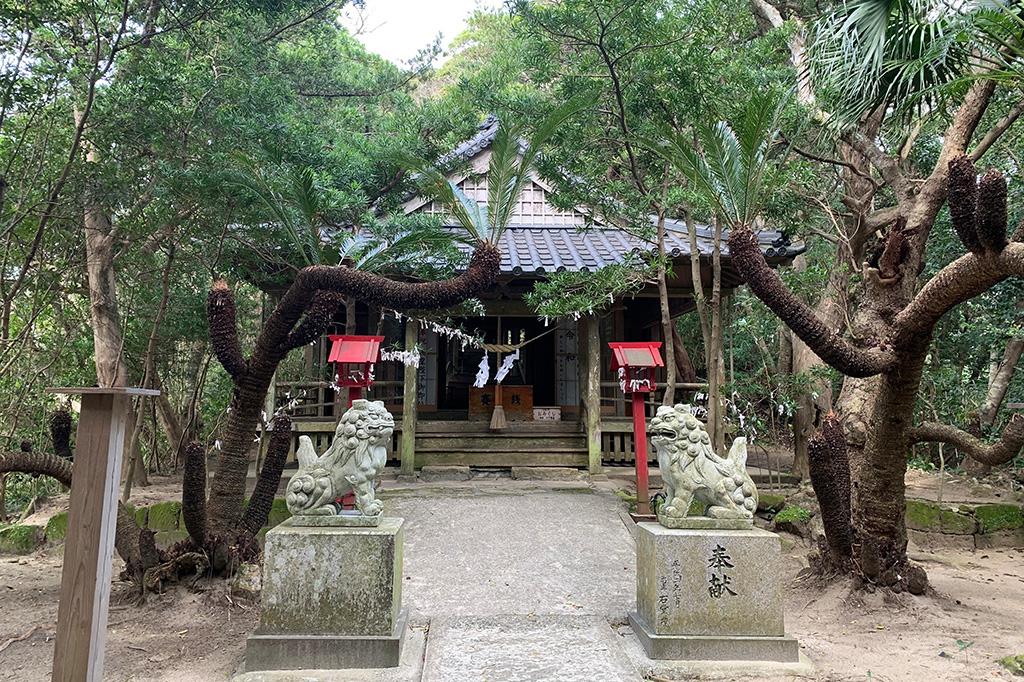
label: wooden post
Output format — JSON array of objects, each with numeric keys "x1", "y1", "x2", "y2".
[
  {"x1": 400, "y1": 318, "x2": 418, "y2": 477},
  {"x1": 631, "y1": 391, "x2": 651, "y2": 516},
  {"x1": 584, "y1": 316, "x2": 603, "y2": 475},
  {"x1": 48, "y1": 386, "x2": 159, "y2": 682}
]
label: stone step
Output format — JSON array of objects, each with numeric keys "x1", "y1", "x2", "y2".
[
  {"x1": 414, "y1": 446, "x2": 588, "y2": 454},
  {"x1": 416, "y1": 451, "x2": 589, "y2": 468},
  {"x1": 413, "y1": 420, "x2": 582, "y2": 434}
]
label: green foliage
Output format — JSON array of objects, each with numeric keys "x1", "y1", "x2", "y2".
[
  {"x1": 998, "y1": 653, "x2": 1024, "y2": 676},
  {"x1": 974, "y1": 504, "x2": 1024, "y2": 534},
  {"x1": 0, "y1": 524, "x2": 43, "y2": 555},
  {"x1": 525, "y1": 256, "x2": 659, "y2": 318},
  {"x1": 653, "y1": 89, "x2": 790, "y2": 229},
  {"x1": 773, "y1": 504, "x2": 812, "y2": 524},
  {"x1": 409, "y1": 102, "x2": 584, "y2": 245}
]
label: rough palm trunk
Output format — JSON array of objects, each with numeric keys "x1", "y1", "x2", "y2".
[
  {"x1": 727, "y1": 85, "x2": 1024, "y2": 589},
  {"x1": 205, "y1": 245, "x2": 500, "y2": 537},
  {"x1": 807, "y1": 413, "x2": 853, "y2": 568}
]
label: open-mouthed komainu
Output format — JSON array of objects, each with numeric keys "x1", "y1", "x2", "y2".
[
  {"x1": 648, "y1": 404, "x2": 757, "y2": 523},
  {"x1": 284, "y1": 399, "x2": 394, "y2": 518}
]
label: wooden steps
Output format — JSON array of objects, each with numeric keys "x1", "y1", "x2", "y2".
[{"x1": 411, "y1": 420, "x2": 588, "y2": 467}]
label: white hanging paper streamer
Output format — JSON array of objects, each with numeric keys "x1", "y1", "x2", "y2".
[
  {"x1": 473, "y1": 353, "x2": 490, "y2": 388},
  {"x1": 383, "y1": 309, "x2": 483, "y2": 350},
  {"x1": 381, "y1": 348, "x2": 421, "y2": 368},
  {"x1": 494, "y1": 349, "x2": 520, "y2": 384}
]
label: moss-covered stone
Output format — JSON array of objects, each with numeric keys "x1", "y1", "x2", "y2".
[
  {"x1": 687, "y1": 498, "x2": 705, "y2": 516},
  {"x1": 45, "y1": 512, "x2": 68, "y2": 542},
  {"x1": 153, "y1": 530, "x2": 190, "y2": 549},
  {"x1": 974, "y1": 504, "x2": 1024, "y2": 534},
  {"x1": 267, "y1": 498, "x2": 292, "y2": 528},
  {"x1": 0, "y1": 524, "x2": 43, "y2": 555},
  {"x1": 132, "y1": 504, "x2": 147, "y2": 529},
  {"x1": 905, "y1": 500, "x2": 976, "y2": 535},
  {"x1": 145, "y1": 501, "x2": 182, "y2": 531},
  {"x1": 757, "y1": 494, "x2": 786, "y2": 514},
  {"x1": 773, "y1": 505, "x2": 811, "y2": 523},
  {"x1": 999, "y1": 654, "x2": 1024, "y2": 676}
]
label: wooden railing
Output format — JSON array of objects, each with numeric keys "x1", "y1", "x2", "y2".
[
  {"x1": 273, "y1": 380, "x2": 404, "y2": 419},
  {"x1": 598, "y1": 381, "x2": 708, "y2": 418}
]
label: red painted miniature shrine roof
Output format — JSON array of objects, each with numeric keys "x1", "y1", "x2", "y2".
[
  {"x1": 609, "y1": 341, "x2": 664, "y2": 369},
  {"x1": 327, "y1": 335, "x2": 384, "y2": 364}
]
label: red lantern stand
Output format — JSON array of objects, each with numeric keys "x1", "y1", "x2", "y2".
[
  {"x1": 608, "y1": 341, "x2": 664, "y2": 517},
  {"x1": 327, "y1": 335, "x2": 385, "y2": 408},
  {"x1": 326, "y1": 335, "x2": 384, "y2": 510}
]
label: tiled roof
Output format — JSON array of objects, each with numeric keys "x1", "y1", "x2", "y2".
[{"x1": 451, "y1": 220, "x2": 801, "y2": 276}]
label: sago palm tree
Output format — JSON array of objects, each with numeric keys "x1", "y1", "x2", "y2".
[
  {"x1": 412, "y1": 103, "x2": 581, "y2": 245},
  {"x1": 653, "y1": 89, "x2": 788, "y2": 230}
]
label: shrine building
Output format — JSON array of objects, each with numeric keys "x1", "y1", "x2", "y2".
[{"x1": 275, "y1": 116, "x2": 801, "y2": 470}]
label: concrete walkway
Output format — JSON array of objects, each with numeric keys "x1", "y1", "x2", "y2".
[{"x1": 392, "y1": 482, "x2": 639, "y2": 681}]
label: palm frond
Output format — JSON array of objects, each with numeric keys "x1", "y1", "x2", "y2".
[
  {"x1": 649, "y1": 89, "x2": 787, "y2": 229},
  {"x1": 226, "y1": 153, "x2": 321, "y2": 266},
  {"x1": 405, "y1": 100, "x2": 588, "y2": 245},
  {"x1": 807, "y1": 0, "x2": 1012, "y2": 128}
]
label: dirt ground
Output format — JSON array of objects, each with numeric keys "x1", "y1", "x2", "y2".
[{"x1": 1, "y1": 474, "x2": 1022, "y2": 681}]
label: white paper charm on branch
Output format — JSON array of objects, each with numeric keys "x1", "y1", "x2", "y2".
[
  {"x1": 494, "y1": 349, "x2": 520, "y2": 384},
  {"x1": 473, "y1": 353, "x2": 490, "y2": 388}
]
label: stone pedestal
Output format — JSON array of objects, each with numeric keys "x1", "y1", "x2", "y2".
[
  {"x1": 245, "y1": 517, "x2": 407, "y2": 671},
  {"x1": 630, "y1": 521, "x2": 800, "y2": 662}
]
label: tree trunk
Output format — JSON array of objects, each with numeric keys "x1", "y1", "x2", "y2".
[
  {"x1": 853, "y1": 338, "x2": 929, "y2": 592},
  {"x1": 152, "y1": 370, "x2": 185, "y2": 466},
  {"x1": 84, "y1": 198, "x2": 127, "y2": 388},
  {"x1": 791, "y1": 261, "x2": 847, "y2": 479},
  {"x1": 979, "y1": 336, "x2": 1022, "y2": 427},
  {"x1": 656, "y1": 209, "x2": 677, "y2": 406},
  {"x1": 671, "y1": 326, "x2": 698, "y2": 384},
  {"x1": 708, "y1": 218, "x2": 725, "y2": 453}
]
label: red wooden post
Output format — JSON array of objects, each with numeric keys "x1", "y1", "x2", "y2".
[
  {"x1": 608, "y1": 341, "x2": 663, "y2": 519},
  {"x1": 631, "y1": 391, "x2": 651, "y2": 515},
  {"x1": 347, "y1": 386, "x2": 363, "y2": 409}
]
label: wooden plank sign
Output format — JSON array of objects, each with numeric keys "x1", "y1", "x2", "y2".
[{"x1": 47, "y1": 387, "x2": 159, "y2": 682}]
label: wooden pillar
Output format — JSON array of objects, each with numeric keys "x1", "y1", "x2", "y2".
[
  {"x1": 400, "y1": 318, "x2": 418, "y2": 477},
  {"x1": 613, "y1": 304, "x2": 626, "y2": 416},
  {"x1": 584, "y1": 316, "x2": 603, "y2": 474},
  {"x1": 48, "y1": 386, "x2": 159, "y2": 682}
]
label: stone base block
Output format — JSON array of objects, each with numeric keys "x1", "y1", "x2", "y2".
[
  {"x1": 629, "y1": 611, "x2": 800, "y2": 662},
  {"x1": 635, "y1": 523, "x2": 785, "y2": 638},
  {"x1": 259, "y1": 517, "x2": 403, "y2": 637},
  {"x1": 246, "y1": 609, "x2": 408, "y2": 671}
]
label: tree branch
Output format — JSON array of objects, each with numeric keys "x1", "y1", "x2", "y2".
[
  {"x1": 238, "y1": 415, "x2": 291, "y2": 538},
  {"x1": 969, "y1": 98, "x2": 1024, "y2": 162},
  {"x1": 891, "y1": 242, "x2": 1024, "y2": 349},
  {"x1": 909, "y1": 415, "x2": 1024, "y2": 466},
  {"x1": 0, "y1": 449, "x2": 72, "y2": 486},
  {"x1": 260, "y1": 0, "x2": 340, "y2": 43},
  {"x1": 207, "y1": 280, "x2": 247, "y2": 380},
  {"x1": 727, "y1": 226, "x2": 896, "y2": 377},
  {"x1": 283, "y1": 290, "x2": 345, "y2": 352}
]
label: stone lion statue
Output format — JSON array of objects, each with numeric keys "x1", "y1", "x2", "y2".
[
  {"x1": 648, "y1": 404, "x2": 757, "y2": 524},
  {"x1": 284, "y1": 399, "x2": 394, "y2": 518}
]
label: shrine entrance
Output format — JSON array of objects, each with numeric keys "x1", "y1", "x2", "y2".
[{"x1": 427, "y1": 315, "x2": 579, "y2": 422}]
